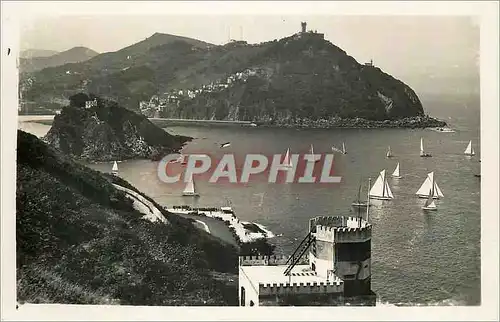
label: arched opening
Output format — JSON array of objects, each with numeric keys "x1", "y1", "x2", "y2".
[
  {"x1": 240, "y1": 287, "x2": 246, "y2": 306},
  {"x1": 311, "y1": 262, "x2": 316, "y2": 271}
]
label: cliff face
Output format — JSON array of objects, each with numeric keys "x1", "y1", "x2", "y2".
[
  {"x1": 22, "y1": 32, "x2": 428, "y2": 124},
  {"x1": 44, "y1": 93, "x2": 191, "y2": 162},
  {"x1": 16, "y1": 130, "x2": 238, "y2": 305}
]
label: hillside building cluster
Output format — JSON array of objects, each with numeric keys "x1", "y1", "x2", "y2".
[{"x1": 138, "y1": 68, "x2": 259, "y2": 117}]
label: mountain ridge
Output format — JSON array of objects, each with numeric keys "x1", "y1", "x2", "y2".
[
  {"x1": 20, "y1": 46, "x2": 99, "y2": 73},
  {"x1": 21, "y1": 30, "x2": 444, "y2": 126}
]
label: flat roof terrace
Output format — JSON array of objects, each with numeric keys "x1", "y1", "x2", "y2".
[{"x1": 240, "y1": 264, "x2": 342, "y2": 286}]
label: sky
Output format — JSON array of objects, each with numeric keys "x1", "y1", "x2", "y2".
[{"x1": 19, "y1": 14, "x2": 480, "y2": 95}]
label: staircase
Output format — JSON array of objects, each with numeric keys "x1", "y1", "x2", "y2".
[{"x1": 283, "y1": 231, "x2": 315, "y2": 276}]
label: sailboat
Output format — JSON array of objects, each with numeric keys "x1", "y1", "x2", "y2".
[
  {"x1": 464, "y1": 140, "x2": 475, "y2": 156},
  {"x1": 369, "y1": 170, "x2": 394, "y2": 200},
  {"x1": 281, "y1": 148, "x2": 293, "y2": 168},
  {"x1": 352, "y1": 179, "x2": 370, "y2": 208},
  {"x1": 422, "y1": 193, "x2": 438, "y2": 211},
  {"x1": 420, "y1": 138, "x2": 432, "y2": 157},
  {"x1": 386, "y1": 146, "x2": 393, "y2": 158},
  {"x1": 309, "y1": 144, "x2": 320, "y2": 162},
  {"x1": 111, "y1": 161, "x2": 118, "y2": 175},
  {"x1": 391, "y1": 162, "x2": 402, "y2": 179},
  {"x1": 342, "y1": 142, "x2": 347, "y2": 154},
  {"x1": 182, "y1": 177, "x2": 200, "y2": 197},
  {"x1": 415, "y1": 172, "x2": 444, "y2": 199}
]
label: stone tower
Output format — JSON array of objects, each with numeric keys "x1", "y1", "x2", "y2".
[
  {"x1": 308, "y1": 216, "x2": 373, "y2": 298},
  {"x1": 301, "y1": 22, "x2": 307, "y2": 33}
]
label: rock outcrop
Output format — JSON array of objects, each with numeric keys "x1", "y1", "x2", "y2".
[{"x1": 44, "y1": 93, "x2": 191, "y2": 162}]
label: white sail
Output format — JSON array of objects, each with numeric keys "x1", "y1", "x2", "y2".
[
  {"x1": 416, "y1": 172, "x2": 444, "y2": 198},
  {"x1": 434, "y1": 182, "x2": 444, "y2": 198},
  {"x1": 342, "y1": 142, "x2": 346, "y2": 154},
  {"x1": 416, "y1": 176, "x2": 432, "y2": 196},
  {"x1": 420, "y1": 138, "x2": 424, "y2": 153},
  {"x1": 386, "y1": 146, "x2": 392, "y2": 158},
  {"x1": 112, "y1": 161, "x2": 118, "y2": 173},
  {"x1": 392, "y1": 162, "x2": 400, "y2": 177},
  {"x1": 423, "y1": 194, "x2": 437, "y2": 209},
  {"x1": 369, "y1": 170, "x2": 393, "y2": 199},
  {"x1": 310, "y1": 144, "x2": 314, "y2": 156},
  {"x1": 283, "y1": 148, "x2": 292, "y2": 167},
  {"x1": 384, "y1": 181, "x2": 394, "y2": 198},
  {"x1": 464, "y1": 140, "x2": 475, "y2": 155},
  {"x1": 183, "y1": 179, "x2": 196, "y2": 195}
]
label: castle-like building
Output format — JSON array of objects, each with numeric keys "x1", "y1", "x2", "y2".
[
  {"x1": 238, "y1": 215, "x2": 376, "y2": 306},
  {"x1": 295, "y1": 21, "x2": 325, "y2": 40}
]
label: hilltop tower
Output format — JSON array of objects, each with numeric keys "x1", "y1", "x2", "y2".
[
  {"x1": 238, "y1": 215, "x2": 375, "y2": 306},
  {"x1": 301, "y1": 22, "x2": 307, "y2": 33}
]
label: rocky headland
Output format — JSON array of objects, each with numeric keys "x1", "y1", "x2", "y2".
[{"x1": 43, "y1": 93, "x2": 191, "y2": 162}]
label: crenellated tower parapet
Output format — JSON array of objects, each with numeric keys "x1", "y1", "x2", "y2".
[
  {"x1": 239, "y1": 255, "x2": 290, "y2": 266},
  {"x1": 259, "y1": 280, "x2": 343, "y2": 296},
  {"x1": 310, "y1": 216, "x2": 372, "y2": 243}
]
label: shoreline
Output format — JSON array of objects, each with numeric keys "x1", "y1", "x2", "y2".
[
  {"x1": 23, "y1": 115, "x2": 447, "y2": 129},
  {"x1": 165, "y1": 205, "x2": 275, "y2": 249}
]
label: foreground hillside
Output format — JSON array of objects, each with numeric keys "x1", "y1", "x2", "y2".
[
  {"x1": 44, "y1": 93, "x2": 191, "y2": 162},
  {"x1": 16, "y1": 130, "x2": 239, "y2": 305},
  {"x1": 21, "y1": 31, "x2": 446, "y2": 126}
]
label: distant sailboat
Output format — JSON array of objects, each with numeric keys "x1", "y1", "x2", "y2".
[
  {"x1": 391, "y1": 162, "x2": 402, "y2": 179},
  {"x1": 309, "y1": 144, "x2": 320, "y2": 162},
  {"x1": 422, "y1": 193, "x2": 438, "y2": 211},
  {"x1": 416, "y1": 172, "x2": 444, "y2": 199},
  {"x1": 386, "y1": 146, "x2": 393, "y2": 158},
  {"x1": 352, "y1": 179, "x2": 370, "y2": 208},
  {"x1": 464, "y1": 140, "x2": 475, "y2": 156},
  {"x1": 111, "y1": 161, "x2": 118, "y2": 175},
  {"x1": 369, "y1": 170, "x2": 394, "y2": 200},
  {"x1": 420, "y1": 138, "x2": 432, "y2": 157},
  {"x1": 282, "y1": 148, "x2": 293, "y2": 168},
  {"x1": 342, "y1": 142, "x2": 347, "y2": 154},
  {"x1": 182, "y1": 177, "x2": 200, "y2": 197}
]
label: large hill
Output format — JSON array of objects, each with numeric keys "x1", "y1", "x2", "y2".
[
  {"x1": 20, "y1": 46, "x2": 99, "y2": 73},
  {"x1": 21, "y1": 31, "x2": 431, "y2": 123},
  {"x1": 16, "y1": 129, "x2": 240, "y2": 305}
]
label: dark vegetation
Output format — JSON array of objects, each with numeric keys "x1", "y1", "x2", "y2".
[
  {"x1": 44, "y1": 93, "x2": 191, "y2": 162},
  {"x1": 17, "y1": 130, "x2": 239, "y2": 305}
]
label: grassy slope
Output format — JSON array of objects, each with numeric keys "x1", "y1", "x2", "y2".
[{"x1": 16, "y1": 130, "x2": 238, "y2": 305}]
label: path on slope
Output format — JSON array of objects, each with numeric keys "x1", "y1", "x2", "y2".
[{"x1": 113, "y1": 184, "x2": 169, "y2": 224}]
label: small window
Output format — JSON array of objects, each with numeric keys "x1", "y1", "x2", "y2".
[
  {"x1": 250, "y1": 300, "x2": 255, "y2": 307},
  {"x1": 240, "y1": 287, "x2": 245, "y2": 306},
  {"x1": 311, "y1": 263, "x2": 316, "y2": 271}
]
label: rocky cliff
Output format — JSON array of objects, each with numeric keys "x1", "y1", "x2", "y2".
[{"x1": 44, "y1": 93, "x2": 191, "y2": 162}]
